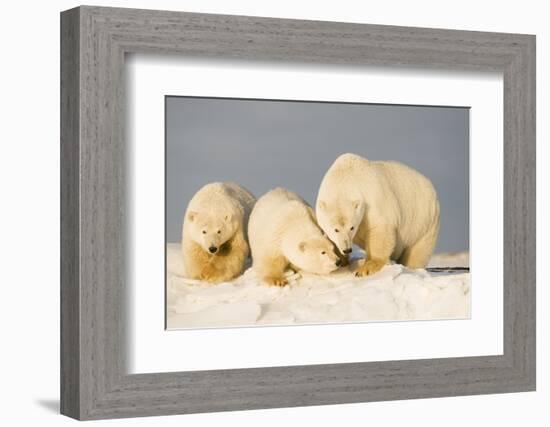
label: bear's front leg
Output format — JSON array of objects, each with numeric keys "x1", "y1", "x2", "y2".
[
  {"x1": 205, "y1": 232, "x2": 248, "y2": 283},
  {"x1": 255, "y1": 254, "x2": 289, "y2": 287},
  {"x1": 356, "y1": 258, "x2": 386, "y2": 276},
  {"x1": 183, "y1": 239, "x2": 211, "y2": 280},
  {"x1": 200, "y1": 262, "x2": 223, "y2": 283},
  {"x1": 355, "y1": 224, "x2": 396, "y2": 277},
  {"x1": 200, "y1": 255, "x2": 242, "y2": 284},
  {"x1": 195, "y1": 232, "x2": 249, "y2": 284}
]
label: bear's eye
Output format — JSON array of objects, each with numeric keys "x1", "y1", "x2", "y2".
[
  {"x1": 350, "y1": 226, "x2": 355, "y2": 231},
  {"x1": 321, "y1": 251, "x2": 326, "y2": 255},
  {"x1": 202, "y1": 230, "x2": 206, "y2": 234},
  {"x1": 334, "y1": 228, "x2": 339, "y2": 233},
  {"x1": 217, "y1": 230, "x2": 221, "y2": 234}
]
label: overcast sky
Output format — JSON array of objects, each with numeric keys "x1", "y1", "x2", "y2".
[{"x1": 166, "y1": 96, "x2": 469, "y2": 253}]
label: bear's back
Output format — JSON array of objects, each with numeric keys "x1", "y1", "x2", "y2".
[
  {"x1": 249, "y1": 188, "x2": 314, "y2": 247},
  {"x1": 222, "y1": 182, "x2": 256, "y2": 214},
  {"x1": 374, "y1": 160, "x2": 439, "y2": 239},
  {"x1": 189, "y1": 182, "x2": 254, "y2": 216},
  {"x1": 321, "y1": 153, "x2": 371, "y2": 190},
  {"x1": 375, "y1": 161, "x2": 437, "y2": 205},
  {"x1": 251, "y1": 188, "x2": 303, "y2": 223}
]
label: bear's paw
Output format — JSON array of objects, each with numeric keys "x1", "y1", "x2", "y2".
[
  {"x1": 355, "y1": 258, "x2": 386, "y2": 277},
  {"x1": 264, "y1": 276, "x2": 289, "y2": 287},
  {"x1": 200, "y1": 264, "x2": 220, "y2": 282}
]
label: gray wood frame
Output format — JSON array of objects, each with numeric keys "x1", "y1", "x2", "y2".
[{"x1": 60, "y1": 5, "x2": 536, "y2": 420}]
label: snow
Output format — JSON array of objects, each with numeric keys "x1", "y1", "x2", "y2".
[
  {"x1": 166, "y1": 243, "x2": 470, "y2": 329},
  {"x1": 428, "y1": 251, "x2": 469, "y2": 268}
]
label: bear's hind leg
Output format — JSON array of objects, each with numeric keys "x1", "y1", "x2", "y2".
[{"x1": 399, "y1": 225, "x2": 439, "y2": 269}]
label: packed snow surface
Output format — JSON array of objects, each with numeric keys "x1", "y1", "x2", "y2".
[{"x1": 166, "y1": 244, "x2": 470, "y2": 329}]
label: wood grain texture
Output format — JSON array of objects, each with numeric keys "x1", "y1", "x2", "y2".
[
  {"x1": 60, "y1": 7, "x2": 80, "y2": 419},
  {"x1": 60, "y1": 5, "x2": 536, "y2": 420}
]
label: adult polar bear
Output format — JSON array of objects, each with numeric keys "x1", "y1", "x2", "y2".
[
  {"x1": 316, "y1": 153, "x2": 440, "y2": 276},
  {"x1": 182, "y1": 182, "x2": 256, "y2": 283}
]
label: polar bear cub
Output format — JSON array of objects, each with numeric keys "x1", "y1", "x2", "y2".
[
  {"x1": 249, "y1": 187, "x2": 341, "y2": 286},
  {"x1": 182, "y1": 182, "x2": 256, "y2": 283},
  {"x1": 316, "y1": 153, "x2": 440, "y2": 276}
]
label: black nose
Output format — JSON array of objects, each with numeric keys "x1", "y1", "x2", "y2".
[
  {"x1": 343, "y1": 248, "x2": 352, "y2": 254},
  {"x1": 335, "y1": 259, "x2": 342, "y2": 267},
  {"x1": 208, "y1": 246, "x2": 218, "y2": 254}
]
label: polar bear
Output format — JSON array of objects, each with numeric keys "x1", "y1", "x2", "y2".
[
  {"x1": 316, "y1": 153, "x2": 440, "y2": 276},
  {"x1": 249, "y1": 187, "x2": 341, "y2": 286},
  {"x1": 182, "y1": 182, "x2": 256, "y2": 283}
]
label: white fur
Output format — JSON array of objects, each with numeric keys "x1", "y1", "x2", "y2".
[
  {"x1": 316, "y1": 153, "x2": 440, "y2": 272},
  {"x1": 182, "y1": 182, "x2": 256, "y2": 283},
  {"x1": 249, "y1": 188, "x2": 340, "y2": 286}
]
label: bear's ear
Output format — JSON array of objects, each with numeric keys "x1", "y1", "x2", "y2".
[
  {"x1": 298, "y1": 241, "x2": 307, "y2": 252},
  {"x1": 318, "y1": 201, "x2": 327, "y2": 210},
  {"x1": 187, "y1": 211, "x2": 197, "y2": 222}
]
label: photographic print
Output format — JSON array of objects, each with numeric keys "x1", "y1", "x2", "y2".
[
  {"x1": 60, "y1": 8, "x2": 535, "y2": 418},
  {"x1": 166, "y1": 96, "x2": 470, "y2": 329}
]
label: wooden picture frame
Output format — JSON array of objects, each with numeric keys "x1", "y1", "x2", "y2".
[{"x1": 60, "y1": 5, "x2": 536, "y2": 420}]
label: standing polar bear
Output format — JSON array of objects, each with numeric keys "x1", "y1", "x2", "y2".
[
  {"x1": 249, "y1": 188, "x2": 341, "y2": 286},
  {"x1": 316, "y1": 153, "x2": 440, "y2": 276},
  {"x1": 182, "y1": 182, "x2": 256, "y2": 284}
]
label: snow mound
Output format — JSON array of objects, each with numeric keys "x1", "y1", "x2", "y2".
[
  {"x1": 428, "y1": 251, "x2": 469, "y2": 268},
  {"x1": 166, "y1": 244, "x2": 470, "y2": 329}
]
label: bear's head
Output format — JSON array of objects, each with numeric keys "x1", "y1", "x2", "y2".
[
  {"x1": 316, "y1": 199, "x2": 364, "y2": 255},
  {"x1": 186, "y1": 210, "x2": 238, "y2": 254},
  {"x1": 284, "y1": 234, "x2": 341, "y2": 275}
]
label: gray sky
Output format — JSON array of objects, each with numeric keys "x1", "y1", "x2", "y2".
[{"x1": 166, "y1": 96, "x2": 469, "y2": 252}]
